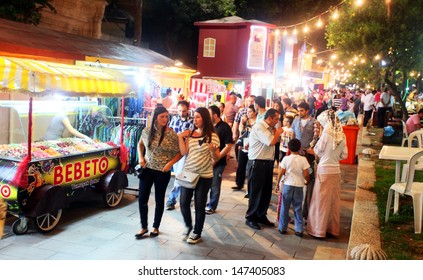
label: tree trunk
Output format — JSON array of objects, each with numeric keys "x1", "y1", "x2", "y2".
[
  {"x1": 133, "y1": 0, "x2": 142, "y2": 46},
  {"x1": 385, "y1": 69, "x2": 408, "y2": 120}
]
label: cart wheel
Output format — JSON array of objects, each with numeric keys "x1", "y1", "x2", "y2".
[
  {"x1": 103, "y1": 188, "x2": 124, "y2": 208},
  {"x1": 33, "y1": 209, "x2": 62, "y2": 233},
  {"x1": 12, "y1": 219, "x2": 29, "y2": 235}
]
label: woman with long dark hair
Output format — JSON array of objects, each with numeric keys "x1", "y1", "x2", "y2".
[
  {"x1": 135, "y1": 106, "x2": 181, "y2": 239},
  {"x1": 177, "y1": 107, "x2": 220, "y2": 244}
]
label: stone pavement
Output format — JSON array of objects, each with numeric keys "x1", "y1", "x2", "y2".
[{"x1": 0, "y1": 154, "x2": 356, "y2": 260}]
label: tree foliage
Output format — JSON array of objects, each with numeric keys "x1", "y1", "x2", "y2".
[
  {"x1": 0, "y1": 0, "x2": 56, "y2": 25},
  {"x1": 326, "y1": 0, "x2": 423, "y2": 118}
]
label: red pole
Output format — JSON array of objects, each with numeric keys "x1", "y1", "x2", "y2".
[{"x1": 27, "y1": 96, "x2": 33, "y2": 161}]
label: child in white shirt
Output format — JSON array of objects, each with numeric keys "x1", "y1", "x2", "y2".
[
  {"x1": 279, "y1": 116, "x2": 295, "y2": 162},
  {"x1": 277, "y1": 138, "x2": 310, "y2": 237}
]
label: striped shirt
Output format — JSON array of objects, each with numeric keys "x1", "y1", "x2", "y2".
[{"x1": 184, "y1": 133, "x2": 220, "y2": 178}]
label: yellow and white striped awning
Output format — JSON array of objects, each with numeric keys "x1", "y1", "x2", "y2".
[{"x1": 0, "y1": 57, "x2": 135, "y2": 96}]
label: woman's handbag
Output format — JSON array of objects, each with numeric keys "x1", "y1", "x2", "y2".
[
  {"x1": 134, "y1": 164, "x2": 145, "y2": 179},
  {"x1": 175, "y1": 170, "x2": 200, "y2": 189},
  {"x1": 236, "y1": 130, "x2": 250, "y2": 146}
]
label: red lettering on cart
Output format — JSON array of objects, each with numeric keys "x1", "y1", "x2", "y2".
[
  {"x1": 84, "y1": 160, "x2": 91, "y2": 177},
  {"x1": 65, "y1": 163, "x2": 73, "y2": 183},
  {"x1": 1, "y1": 185, "x2": 11, "y2": 198},
  {"x1": 53, "y1": 157, "x2": 110, "y2": 185},
  {"x1": 74, "y1": 162, "x2": 82, "y2": 181},
  {"x1": 99, "y1": 157, "x2": 108, "y2": 173},
  {"x1": 92, "y1": 158, "x2": 99, "y2": 175}
]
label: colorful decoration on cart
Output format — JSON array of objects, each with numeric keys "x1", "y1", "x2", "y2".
[{"x1": 0, "y1": 138, "x2": 118, "y2": 160}]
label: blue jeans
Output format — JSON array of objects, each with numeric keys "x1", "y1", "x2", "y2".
[
  {"x1": 278, "y1": 184, "x2": 304, "y2": 233},
  {"x1": 166, "y1": 156, "x2": 186, "y2": 206},
  {"x1": 180, "y1": 177, "x2": 212, "y2": 235},
  {"x1": 166, "y1": 185, "x2": 180, "y2": 206},
  {"x1": 207, "y1": 164, "x2": 226, "y2": 210},
  {"x1": 138, "y1": 168, "x2": 171, "y2": 229}
]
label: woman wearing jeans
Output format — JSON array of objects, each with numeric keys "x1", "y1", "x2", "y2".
[
  {"x1": 135, "y1": 106, "x2": 181, "y2": 239},
  {"x1": 178, "y1": 107, "x2": 220, "y2": 244}
]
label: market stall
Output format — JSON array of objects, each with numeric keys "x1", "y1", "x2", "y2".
[
  {"x1": 190, "y1": 78, "x2": 226, "y2": 107},
  {"x1": 0, "y1": 56, "x2": 136, "y2": 234}
]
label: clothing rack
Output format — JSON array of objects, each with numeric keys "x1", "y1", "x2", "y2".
[{"x1": 109, "y1": 116, "x2": 148, "y2": 121}]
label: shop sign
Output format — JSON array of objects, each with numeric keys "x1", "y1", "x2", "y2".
[
  {"x1": 30, "y1": 149, "x2": 119, "y2": 190},
  {"x1": 247, "y1": 25, "x2": 267, "y2": 70}
]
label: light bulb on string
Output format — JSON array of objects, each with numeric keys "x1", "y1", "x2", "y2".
[
  {"x1": 316, "y1": 18, "x2": 323, "y2": 28},
  {"x1": 283, "y1": 28, "x2": 288, "y2": 36},
  {"x1": 355, "y1": 0, "x2": 364, "y2": 7},
  {"x1": 293, "y1": 28, "x2": 298, "y2": 35},
  {"x1": 332, "y1": 9, "x2": 339, "y2": 20},
  {"x1": 303, "y1": 24, "x2": 309, "y2": 34}
]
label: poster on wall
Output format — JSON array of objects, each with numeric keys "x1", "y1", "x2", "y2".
[{"x1": 247, "y1": 25, "x2": 267, "y2": 70}]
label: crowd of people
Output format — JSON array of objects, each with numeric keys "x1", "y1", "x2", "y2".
[{"x1": 133, "y1": 86, "x2": 419, "y2": 244}]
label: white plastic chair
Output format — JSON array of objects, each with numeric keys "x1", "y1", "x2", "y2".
[
  {"x1": 401, "y1": 120, "x2": 409, "y2": 147},
  {"x1": 385, "y1": 150, "x2": 423, "y2": 234},
  {"x1": 407, "y1": 129, "x2": 423, "y2": 148}
]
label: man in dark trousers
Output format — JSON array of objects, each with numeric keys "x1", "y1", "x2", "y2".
[
  {"x1": 205, "y1": 105, "x2": 234, "y2": 214},
  {"x1": 245, "y1": 108, "x2": 283, "y2": 230}
]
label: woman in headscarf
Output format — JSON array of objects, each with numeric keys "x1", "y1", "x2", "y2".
[{"x1": 305, "y1": 109, "x2": 348, "y2": 238}]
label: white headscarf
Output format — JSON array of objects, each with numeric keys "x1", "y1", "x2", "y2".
[{"x1": 317, "y1": 109, "x2": 346, "y2": 150}]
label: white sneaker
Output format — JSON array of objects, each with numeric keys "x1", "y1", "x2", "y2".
[
  {"x1": 181, "y1": 227, "x2": 192, "y2": 241},
  {"x1": 187, "y1": 233, "x2": 202, "y2": 244}
]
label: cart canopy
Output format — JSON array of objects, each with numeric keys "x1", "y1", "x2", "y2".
[{"x1": 0, "y1": 57, "x2": 136, "y2": 96}]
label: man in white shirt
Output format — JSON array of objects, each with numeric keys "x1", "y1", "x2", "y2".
[
  {"x1": 362, "y1": 90, "x2": 375, "y2": 127},
  {"x1": 245, "y1": 108, "x2": 283, "y2": 230},
  {"x1": 377, "y1": 89, "x2": 392, "y2": 128}
]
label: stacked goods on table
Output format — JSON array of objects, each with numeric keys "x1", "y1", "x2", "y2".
[{"x1": 0, "y1": 138, "x2": 117, "y2": 160}]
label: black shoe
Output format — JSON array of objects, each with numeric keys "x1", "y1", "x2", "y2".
[
  {"x1": 150, "y1": 228, "x2": 159, "y2": 237},
  {"x1": 295, "y1": 231, "x2": 303, "y2": 237},
  {"x1": 278, "y1": 229, "x2": 287, "y2": 234},
  {"x1": 231, "y1": 186, "x2": 243, "y2": 190},
  {"x1": 135, "y1": 229, "x2": 148, "y2": 239},
  {"x1": 245, "y1": 220, "x2": 261, "y2": 230},
  {"x1": 244, "y1": 193, "x2": 249, "y2": 198},
  {"x1": 258, "y1": 217, "x2": 275, "y2": 227}
]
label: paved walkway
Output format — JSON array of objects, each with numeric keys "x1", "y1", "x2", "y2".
[{"x1": 0, "y1": 154, "x2": 356, "y2": 260}]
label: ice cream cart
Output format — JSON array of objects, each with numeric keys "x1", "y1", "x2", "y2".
[{"x1": 0, "y1": 57, "x2": 136, "y2": 234}]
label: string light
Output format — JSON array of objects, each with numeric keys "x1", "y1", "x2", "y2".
[
  {"x1": 332, "y1": 9, "x2": 339, "y2": 20},
  {"x1": 355, "y1": 0, "x2": 364, "y2": 7},
  {"x1": 316, "y1": 18, "x2": 323, "y2": 28},
  {"x1": 277, "y1": 1, "x2": 353, "y2": 37}
]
